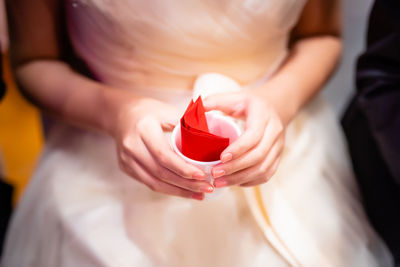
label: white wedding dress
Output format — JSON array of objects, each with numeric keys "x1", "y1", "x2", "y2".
[{"x1": 1, "y1": 0, "x2": 393, "y2": 266}]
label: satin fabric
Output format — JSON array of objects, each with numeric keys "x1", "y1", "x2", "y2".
[{"x1": 1, "y1": 0, "x2": 393, "y2": 266}]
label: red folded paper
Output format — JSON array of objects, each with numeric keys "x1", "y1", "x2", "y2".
[{"x1": 180, "y1": 97, "x2": 230, "y2": 161}]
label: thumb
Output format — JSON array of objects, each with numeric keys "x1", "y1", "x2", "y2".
[
  {"x1": 203, "y1": 93, "x2": 246, "y2": 116},
  {"x1": 159, "y1": 107, "x2": 180, "y2": 131}
]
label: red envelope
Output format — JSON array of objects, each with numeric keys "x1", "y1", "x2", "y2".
[{"x1": 180, "y1": 97, "x2": 230, "y2": 161}]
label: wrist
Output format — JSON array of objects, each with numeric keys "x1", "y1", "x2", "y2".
[
  {"x1": 252, "y1": 84, "x2": 300, "y2": 126},
  {"x1": 99, "y1": 87, "x2": 141, "y2": 137}
]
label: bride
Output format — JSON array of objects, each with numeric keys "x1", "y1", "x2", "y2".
[{"x1": 1, "y1": 0, "x2": 393, "y2": 266}]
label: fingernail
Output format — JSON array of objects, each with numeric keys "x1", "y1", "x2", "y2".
[
  {"x1": 200, "y1": 185, "x2": 214, "y2": 193},
  {"x1": 214, "y1": 179, "x2": 228, "y2": 188},
  {"x1": 192, "y1": 193, "x2": 204, "y2": 201},
  {"x1": 192, "y1": 172, "x2": 206, "y2": 180},
  {"x1": 221, "y1": 153, "x2": 232, "y2": 163},
  {"x1": 212, "y1": 169, "x2": 226, "y2": 178}
]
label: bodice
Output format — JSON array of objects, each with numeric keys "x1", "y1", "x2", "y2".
[{"x1": 66, "y1": 0, "x2": 307, "y2": 90}]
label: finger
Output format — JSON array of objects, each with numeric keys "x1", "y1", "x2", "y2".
[
  {"x1": 137, "y1": 118, "x2": 206, "y2": 179},
  {"x1": 131, "y1": 153, "x2": 213, "y2": 193},
  {"x1": 212, "y1": 121, "x2": 281, "y2": 177},
  {"x1": 240, "y1": 158, "x2": 281, "y2": 187},
  {"x1": 205, "y1": 93, "x2": 271, "y2": 163},
  {"x1": 159, "y1": 107, "x2": 181, "y2": 130},
  {"x1": 120, "y1": 157, "x2": 204, "y2": 200},
  {"x1": 219, "y1": 99, "x2": 270, "y2": 162},
  {"x1": 123, "y1": 139, "x2": 213, "y2": 193},
  {"x1": 156, "y1": 169, "x2": 214, "y2": 193},
  {"x1": 214, "y1": 140, "x2": 283, "y2": 187},
  {"x1": 213, "y1": 164, "x2": 255, "y2": 187},
  {"x1": 143, "y1": 99, "x2": 181, "y2": 128},
  {"x1": 203, "y1": 93, "x2": 245, "y2": 115},
  {"x1": 220, "y1": 122, "x2": 265, "y2": 163}
]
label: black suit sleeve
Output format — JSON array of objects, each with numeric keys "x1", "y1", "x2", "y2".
[
  {"x1": 356, "y1": 0, "x2": 400, "y2": 184},
  {"x1": 0, "y1": 52, "x2": 5, "y2": 101}
]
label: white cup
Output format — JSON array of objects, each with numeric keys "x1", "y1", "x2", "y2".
[{"x1": 171, "y1": 111, "x2": 242, "y2": 200}]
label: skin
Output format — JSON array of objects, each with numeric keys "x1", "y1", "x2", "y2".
[
  {"x1": 0, "y1": 0, "x2": 8, "y2": 51},
  {"x1": 6, "y1": 0, "x2": 341, "y2": 200},
  {"x1": 208, "y1": 0, "x2": 342, "y2": 187}
]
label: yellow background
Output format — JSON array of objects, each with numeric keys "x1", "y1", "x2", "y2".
[{"x1": 0, "y1": 53, "x2": 43, "y2": 203}]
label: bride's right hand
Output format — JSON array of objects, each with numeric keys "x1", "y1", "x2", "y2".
[{"x1": 111, "y1": 97, "x2": 212, "y2": 200}]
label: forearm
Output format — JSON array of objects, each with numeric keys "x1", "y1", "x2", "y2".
[
  {"x1": 255, "y1": 35, "x2": 342, "y2": 125},
  {"x1": 15, "y1": 59, "x2": 140, "y2": 135}
]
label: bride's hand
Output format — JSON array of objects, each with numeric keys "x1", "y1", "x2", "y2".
[
  {"x1": 203, "y1": 92, "x2": 285, "y2": 187},
  {"x1": 111, "y1": 97, "x2": 212, "y2": 200}
]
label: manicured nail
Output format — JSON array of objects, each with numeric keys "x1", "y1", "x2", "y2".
[
  {"x1": 212, "y1": 169, "x2": 226, "y2": 178},
  {"x1": 201, "y1": 185, "x2": 214, "y2": 193},
  {"x1": 192, "y1": 193, "x2": 204, "y2": 201},
  {"x1": 221, "y1": 153, "x2": 232, "y2": 163},
  {"x1": 214, "y1": 179, "x2": 228, "y2": 188},
  {"x1": 192, "y1": 172, "x2": 206, "y2": 180}
]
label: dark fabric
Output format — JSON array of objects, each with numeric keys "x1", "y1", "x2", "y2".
[
  {"x1": 355, "y1": 0, "x2": 400, "y2": 185},
  {"x1": 343, "y1": 103, "x2": 400, "y2": 263},
  {"x1": 1, "y1": 49, "x2": 11, "y2": 258},
  {"x1": 0, "y1": 52, "x2": 5, "y2": 102},
  {"x1": 0, "y1": 180, "x2": 13, "y2": 258},
  {"x1": 342, "y1": 0, "x2": 400, "y2": 264}
]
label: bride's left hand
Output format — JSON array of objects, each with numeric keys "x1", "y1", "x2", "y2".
[{"x1": 203, "y1": 92, "x2": 285, "y2": 187}]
